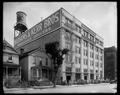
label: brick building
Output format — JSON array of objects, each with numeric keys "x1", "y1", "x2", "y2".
[
  {"x1": 14, "y1": 8, "x2": 104, "y2": 83},
  {"x1": 104, "y1": 46, "x2": 117, "y2": 80}
]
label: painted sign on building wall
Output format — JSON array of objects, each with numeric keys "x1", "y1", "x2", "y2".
[{"x1": 15, "y1": 9, "x2": 61, "y2": 46}]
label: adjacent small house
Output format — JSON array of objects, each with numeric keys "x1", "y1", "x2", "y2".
[{"x1": 3, "y1": 39, "x2": 21, "y2": 84}]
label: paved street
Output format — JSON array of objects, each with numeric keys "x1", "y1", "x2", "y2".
[{"x1": 3, "y1": 83, "x2": 117, "y2": 93}]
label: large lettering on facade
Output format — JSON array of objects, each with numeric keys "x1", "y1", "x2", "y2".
[{"x1": 15, "y1": 9, "x2": 61, "y2": 46}]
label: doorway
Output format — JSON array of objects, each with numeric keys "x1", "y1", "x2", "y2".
[
  {"x1": 66, "y1": 76, "x2": 71, "y2": 84},
  {"x1": 84, "y1": 75, "x2": 87, "y2": 80}
]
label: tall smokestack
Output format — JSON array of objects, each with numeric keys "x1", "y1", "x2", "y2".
[{"x1": 14, "y1": 11, "x2": 28, "y2": 34}]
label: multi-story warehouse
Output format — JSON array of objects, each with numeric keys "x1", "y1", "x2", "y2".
[{"x1": 14, "y1": 8, "x2": 104, "y2": 83}]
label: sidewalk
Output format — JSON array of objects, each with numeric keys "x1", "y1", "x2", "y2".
[{"x1": 3, "y1": 83, "x2": 112, "y2": 92}]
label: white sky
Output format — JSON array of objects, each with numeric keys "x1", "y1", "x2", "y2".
[{"x1": 3, "y1": 2, "x2": 117, "y2": 48}]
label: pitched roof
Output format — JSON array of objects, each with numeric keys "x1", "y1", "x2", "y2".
[{"x1": 3, "y1": 39, "x2": 19, "y2": 55}]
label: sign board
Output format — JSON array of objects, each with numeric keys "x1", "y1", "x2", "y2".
[{"x1": 15, "y1": 9, "x2": 61, "y2": 46}]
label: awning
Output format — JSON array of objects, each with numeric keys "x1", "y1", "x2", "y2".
[
  {"x1": 3, "y1": 62, "x2": 20, "y2": 68},
  {"x1": 31, "y1": 66, "x2": 41, "y2": 69},
  {"x1": 31, "y1": 65, "x2": 51, "y2": 70}
]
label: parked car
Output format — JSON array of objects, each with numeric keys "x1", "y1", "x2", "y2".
[
  {"x1": 110, "y1": 80, "x2": 117, "y2": 84},
  {"x1": 29, "y1": 78, "x2": 53, "y2": 86}
]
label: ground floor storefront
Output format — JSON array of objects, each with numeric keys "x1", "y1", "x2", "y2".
[{"x1": 61, "y1": 72, "x2": 104, "y2": 84}]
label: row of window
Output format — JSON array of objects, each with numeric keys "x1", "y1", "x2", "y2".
[
  {"x1": 84, "y1": 58, "x2": 103, "y2": 67},
  {"x1": 64, "y1": 30, "x2": 81, "y2": 44},
  {"x1": 66, "y1": 68, "x2": 103, "y2": 74},
  {"x1": 95, "y1": 62, "x2": 103, "y2": 68},
  {"x1": 95, "y1": 38, "x2": 103, "y2": 46},
  {"x1": 63, "y1": 15, "x2": 103, "y2": 47},
  {"x1": 95, "y1": 55, "x2": 103, "y2": 61},
  {"x1": 33, "y1": 56, "x2": 48, "y2": 66},
  {"x1": 96, "y1": 70, "x2": 103, "y2": 74},
  {"x1": 64, "y1": 30, "x2": 103, "y2": 55},
  {"x1": 76, "y1": 68, "x2": 81, "y2": 73},
  {"x1": 83, "y1": 30, "x2": 94, "y2": 42},
  {"x1": 94, "y1": 46, "x2": 103, "y2": 54},
  {"x1": 83, "y1": 30, "x2": 103, "y2": 47},
  {"x1": 65, "y1": 43, "x2": 103, "y2": 61},
  {"x1": 83, "y1": 69, "x2": 103, "y2": 74},
  {"x1": 74, "y1": 35, "x2": 81, "y2": 44},
  {"x1": 83, "y1": 40, "x2": 103, "y2": 54}
]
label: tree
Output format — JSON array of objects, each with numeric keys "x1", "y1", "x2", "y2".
[{"x1": 45, "y1": 41, "x2": 69, "y2": 87}]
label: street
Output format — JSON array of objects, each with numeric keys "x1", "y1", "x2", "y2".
[{"x1": 3, "y1": 83, "x2": 117, "y2": 93}]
